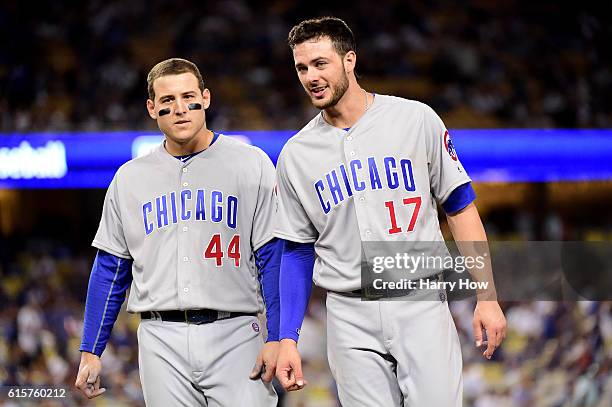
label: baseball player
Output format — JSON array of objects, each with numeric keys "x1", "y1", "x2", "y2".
[
  {"x1": 75, "y1": 58, "x2": 279, "y2": 406},
  {"x1": 274, "y1": 18, "x2": 507, "y2": 406}
]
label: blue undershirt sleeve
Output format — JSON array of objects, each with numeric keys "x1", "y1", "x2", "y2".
[
  {"x1": 254, "y1": 238, "x2": 282, "y2": 342},
  {"x1": 279, "y1": 240, "x2": 315, "y2": 342},
  {"x1": 80, "y1": 250, "x2": 133, "y2": 356},
  {"x1": 442, "y1": 182, "x2": 476, "y2": 214}
]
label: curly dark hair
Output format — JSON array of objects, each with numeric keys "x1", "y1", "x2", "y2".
[{"x1": 288, "y1": 17, "x2": 356, "y2": 57}]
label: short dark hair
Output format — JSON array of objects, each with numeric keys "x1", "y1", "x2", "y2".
[
  {"x1": 147, "y1": 58, "x2": 205, "y2": 101},
  {"x1": 288, "y1": 17, "x2": 356, "y2": 57}
]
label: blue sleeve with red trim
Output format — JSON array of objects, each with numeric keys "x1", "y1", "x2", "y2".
[
  {"x1": 254, "y1": 238, "x2": 281, "y2": 342},
  {"x1": 80, "y1": 250, "x2": 133, "y2": 356},
  {"x1": 442, "y1": 182, "x2": 476, "y2": 214},
  {"x1": 279, "y1": 240, "x2": 315, "y2": 342}
]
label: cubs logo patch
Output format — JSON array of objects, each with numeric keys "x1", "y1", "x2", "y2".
[
  {"x1": 251, "y1": 322, "x2": 260, "y2": 332},
  {"x1": 444, "y1": 130, "x2": 458, "y2": 161}
]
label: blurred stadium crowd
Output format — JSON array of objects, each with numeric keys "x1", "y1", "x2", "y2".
[
  {"x1": 1, "y1": 0, "x2": 611, "y2": 132},
  {"x1": 0, "y1": 213, "x2": 610, "y2": 407}
]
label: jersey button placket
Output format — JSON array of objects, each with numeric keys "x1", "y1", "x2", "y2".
[
  {"x1": 181, "y1": 165, "x2": 190, "y2": 187},
  {"x1": 357, "y1": 196, "x2": 371, "y2": 238},
  {"x1": 178, "y1": 166, "x2": 191, "y2": 307},
  {"x1": 343, "y1": 131, "x2": 357, "y2": 161},
  {"x1": 346, "y1": 138, "x2": 370, "y2": 241}
]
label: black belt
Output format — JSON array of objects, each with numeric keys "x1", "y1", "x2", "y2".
[
  {"x1": 330, "y1": 274, "x2": 442, "y2": 299},
  {"x1": 140, "y1": 309, "x2": 255, "y2": 324}
]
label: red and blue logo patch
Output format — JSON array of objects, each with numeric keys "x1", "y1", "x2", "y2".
[{"x1": 444, "y1": 130, "x2": 458, "y2": 161}]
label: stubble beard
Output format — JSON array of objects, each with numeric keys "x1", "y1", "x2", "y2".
[{"x1": 314, "y1": 70, "x2": 349, "y2": 110}]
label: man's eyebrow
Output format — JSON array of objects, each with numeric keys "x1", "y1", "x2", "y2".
[
  {"x1": 158, "y1": 91, "x2": 196, "y2": 101},
  {"x1": 295, "y1": 57, "x2": 328, "y2": 68}
]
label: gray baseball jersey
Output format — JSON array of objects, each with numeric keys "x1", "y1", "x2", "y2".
[
  {"x1": 274, "y1": 95, "x2": 471, "y2": 292},
  {"x1": 93, "y1": 135, "x2": 277, "y2": 313}
]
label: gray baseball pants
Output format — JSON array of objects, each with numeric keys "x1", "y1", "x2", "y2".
[
  {"x1": 326, "y1": 289, "x2": 463, "y2": 406},
  {"x1": 137, "y1": 315, "x2": 277, "y2": 406}
]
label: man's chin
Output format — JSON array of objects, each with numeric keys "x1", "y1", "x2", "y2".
[
  {"x1": 311, "y1": 96, "x2": 335, "y2": 110},
  {"x1": 166, "y1": 132, "x2": 195, "y2": 145}
]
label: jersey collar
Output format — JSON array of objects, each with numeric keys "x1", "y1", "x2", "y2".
[
  {"x1": 156, "y1": 132, "x2": 223, "y2": 165},
  {"x1": 317, "y1": 93, "x2": 378, "y2": 134},
  {"x1": 172, "y1": 131, "x2": 220, "y2": 162}
]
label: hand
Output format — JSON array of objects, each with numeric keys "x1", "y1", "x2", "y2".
[
  {"x1": 275, "y1": 339, "x2": 307, "y2": 391},
  {"x1": 473, "y1": 301, "x2": 507, "y2": 359},
  {"x1": 75, "y1": 351, "x2": 106, "y2": 399},
  {"x1": 249, "y1": 341, "x2": 279, "y2": 382}
]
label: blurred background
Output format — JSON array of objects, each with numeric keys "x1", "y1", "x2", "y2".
[{"x1": 0, "y1": 0, "x2": 611, "y2": 406}]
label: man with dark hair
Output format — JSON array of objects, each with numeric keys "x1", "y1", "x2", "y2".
[
  {"x1": 287, "y1": 17, "x2": 356, "y2": 57},
  {"x1": 146, "y1": 58, "x2": 205, "y2": 101},
  {"x1": 75, "y1": 58, "x2": 279, "y2": 406},
  {"x1": 274, "y1": 17, "x2": 506, "y2": 406}
]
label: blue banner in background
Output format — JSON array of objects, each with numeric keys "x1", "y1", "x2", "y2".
[
  {"x1": 450, "y1": 129, "x2": 612, "y2": 183},
  {"x1": 0, "y1": 129, "x2": 611, "y2": 189}
]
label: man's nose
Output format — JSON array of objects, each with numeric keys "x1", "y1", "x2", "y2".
[
  {"x1": 305, "y1": 67, "x2": 320, "y2": 84},
  {"x1": 174, "y1": 100, "x2": 189, "y2": 114}
]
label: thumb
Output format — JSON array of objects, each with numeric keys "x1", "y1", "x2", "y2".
[
  {"x1": 292, "y1": 358, "x2": 304, "y2": 386},
  {"x1": 249, "y1": 358, "x2": 264, "y2": 380},
  {"x1": 75, "y1": 367, "x2": 87, "y2": 387},
  {"x1": 87, "y1": 369, "x2": 98, "y2": 384},
  {"x1": 472, "y1": 318, "x2": 484, "y2": 347}
]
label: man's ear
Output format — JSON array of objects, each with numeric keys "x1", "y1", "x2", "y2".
[
  {"x1": 146, "y1": 99, "x2": 157, "y2": 119},
  {"x1": 202, "y1": 89, "x2": 211, "y2": 110},
  {"x1": 344, "y1": 51, "x2": 356, "y2": 74}
]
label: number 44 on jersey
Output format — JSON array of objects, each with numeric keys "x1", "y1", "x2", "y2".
[{"x1": 204, "y1": 234, "x2": 241, "y2": 267}]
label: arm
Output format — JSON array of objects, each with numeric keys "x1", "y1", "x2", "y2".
[
  {"x1": 75, "y1": 250, "x2": 132, "y2": 398},
  {"x1": 275, "y1": 240, "x2": 315, "y2": 391},
  {"x1": 421, "y1": 104, "x2": 506, "y2": 359},
  {"x1": 255, "y1": 238, "x2": 282, "y2": 342},
  {"x1": 272, "y1": 149, "x2": 318, "y2": 389},
  {"x1": 446, "y1": 202, "x2": 507, "y2": 359},
  {"x1": 249, "y1": 238, "x2": 281, "y2": 382}
]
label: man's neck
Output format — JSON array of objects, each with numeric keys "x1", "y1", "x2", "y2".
[
  {"x1": 165, "y1": 128, "x2": 214, "y2": 156},
  {"x1": 322, "y1": 86, "x2": 371, "y2": 129}
]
